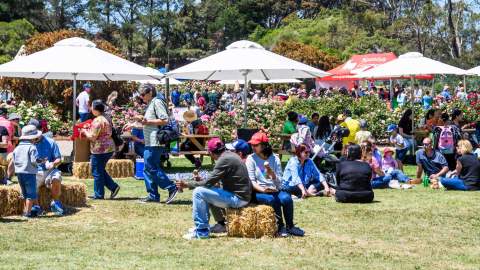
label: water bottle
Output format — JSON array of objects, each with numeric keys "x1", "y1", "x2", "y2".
[
  {"x1": 422, "y1": 175, "x2": 429, "y2": 187},
  {"x1": 170, "y1": 141, "x2": 179, "y2": 154},
  {"x1": 128, "y1": 141, "x2": 134, "y2": 154}
]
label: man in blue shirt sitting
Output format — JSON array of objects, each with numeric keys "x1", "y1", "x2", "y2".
[
  {"x1": 414, "y1": 137, "x2": 449, "y2": 185},
  {"x1": 29, "y1": 119, "x2": 64, "y2": 215}
]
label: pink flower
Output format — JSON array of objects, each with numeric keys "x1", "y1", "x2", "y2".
[
  {"x1": 228, "y1": 111, "x2": 236, "y2": 117},
  {"x1": 200, "y1": 115, "x2": 211, "y2": 122}
]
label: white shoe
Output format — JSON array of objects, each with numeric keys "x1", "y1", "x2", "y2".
[
  {"x1": 388, "y1": 180, "x2": 401, "y2": 189},
  {"x1": 400, "y1": 184, "x2": 413, "y2": 189}
]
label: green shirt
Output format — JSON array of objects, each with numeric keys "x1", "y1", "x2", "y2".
[{"x1": 283, "y1": 120, "x2": 296, "y2": 134}]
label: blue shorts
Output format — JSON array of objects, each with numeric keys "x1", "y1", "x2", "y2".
[
  {"x1": 17, "y1": 173, "x2": 38, "y2": 200},
  {"x1": 396, "y1": 148, "x2": 408, "y2": 162}
]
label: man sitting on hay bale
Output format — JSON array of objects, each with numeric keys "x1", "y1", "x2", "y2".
[
  {"x1": 28, "y1": 119, "x2": 64, "y2": 216},
  {"x1": 176, "y1": 138, "x2": 252, "y2": 240}
]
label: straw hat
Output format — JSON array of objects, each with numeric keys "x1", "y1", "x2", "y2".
[{"x1": 183, "y1": 110, "x2": 197, "y2": 122}]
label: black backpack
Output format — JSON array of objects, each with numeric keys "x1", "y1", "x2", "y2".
[{"x1": 153, "y1": 97, "x2": 180, "y2": 145}]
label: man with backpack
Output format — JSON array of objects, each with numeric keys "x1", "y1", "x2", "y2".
[{"x1": 139, "y1": 84, "x2": 178, "y2": 204}]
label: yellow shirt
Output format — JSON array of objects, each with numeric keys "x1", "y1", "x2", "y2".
[{"x1": 340, "y1": 118, "x2": 360, "y2": 146}]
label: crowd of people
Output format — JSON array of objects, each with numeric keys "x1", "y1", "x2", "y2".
[{"x1": 3, "y1": 81, "x2": 479, "y2": 242}]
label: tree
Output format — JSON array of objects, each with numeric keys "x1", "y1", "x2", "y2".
[
  {"x1": 0, "y1": 19, "x2": 36, "y2": 64},
  {"x1": 272, "y1": 41, "x2": 341, "y2": 70}
]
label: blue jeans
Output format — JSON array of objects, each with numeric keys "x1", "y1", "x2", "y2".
[
  {"x1": 371, "y1": 170, "x2": 410, "y2": 189},
  {"x1": 17, "y1": 174, "x2": 37, "y2": 200},
  {"x1": 134, "y1": 143, "x2": 144, "y2": 158},
  {"x1": 79, "y1": 113, "x2": 89, "y2": 122},
  {"x1": 255, "y1": 191, "x2": 294, "y2": 228},
  {"x1": 193, "y1": 187, "x2": 249, "y2": 230},
  {"x1": 143, "y1": 146, "x2": 175, "y2": 201},
  {"x1": 282, "y1": 182, "x2": 323, "y2": 198},
  {"x1": 440, "y1": 177, "x2": 469, "y2": 191},
  {"x1": 91, "y1": 152, "x2": 118, "y2": 199}
]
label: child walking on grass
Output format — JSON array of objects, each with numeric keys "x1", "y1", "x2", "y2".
[{"x1": 12, "y1": 125, "x2": 43, "y2": 218}]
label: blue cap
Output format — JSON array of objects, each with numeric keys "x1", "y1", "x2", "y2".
[
  {"x1": 226, "y1": 139, "x2": 250, "y2": 155},
  {"x1": 386, "y1": 124, "x2": 397, "y2": 132},
  {"x1": 298, "y1": 115, "x2": 308, "y2": 124},
  {"x1": 83, "y1": 83, "x2": 92, "y2": 89}
]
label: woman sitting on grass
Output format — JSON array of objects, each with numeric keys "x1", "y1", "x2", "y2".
[
  {"x1": 282, "y1": 143, "x2": 330, "y2": 198},
  {"x1": 245, "y1": 132, "x2": 304, "y2": 237},
  {"x1": 330, "y1": 144, "x2": 374, "y2": 203},
  {"x1": 440, "y1": 140, "x2": 480, "y2": 191}
]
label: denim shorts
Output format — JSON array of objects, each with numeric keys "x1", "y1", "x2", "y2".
[
  {"x1": 396, "y1": 148, "x2": 408, "y2": 161},
  {"x1": 17, "y1": 173, "x2": 38, "y2": 200}
]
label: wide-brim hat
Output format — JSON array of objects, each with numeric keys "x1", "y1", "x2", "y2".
[
  {"x1": 336, "y1": 114, "x2": 346, "y2": 123},
  {"x1": 19, "y1": 125, "x2": 42, "y2": 140},
  {"x1": 183, "y1": 110, "x2": 197, "y2": 122}
]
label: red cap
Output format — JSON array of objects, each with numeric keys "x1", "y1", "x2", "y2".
[
  {"x1": 207, "y1": 137, "x2": 224, "y2": 153},
  {"x1": 248, "y1": 132, "x2": 269, "y2": 145},
  {"x1": 197, "y1": 97, "x2": 206, "y2": 106}
]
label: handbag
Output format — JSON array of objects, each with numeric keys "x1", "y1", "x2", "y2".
[{"x1": 153, "y1": 97, "x2": 180, "y2": 145}]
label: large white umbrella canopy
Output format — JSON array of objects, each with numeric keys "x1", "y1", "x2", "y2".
[
  {"x1": 166, "y1": 40, "x2": 329, "y2": 126},
  {"x1": 355, "y1": 52, "x2": 466, "y2": 78},
  {"x1": 167, "y1": 40, "x2": 329, "y2": 80},
  {"x1": 134, "y1": 67, "x2": 182, "y2": 85},
  {"x1": 217, "y1": 79, "x2": 301, "y2": 85},
  {"x1": 0, "y1": 37, "x2": 161, "y2": 124},
  {"x1": 466, "y1": 66, "x2": 480, "y2": 75}
]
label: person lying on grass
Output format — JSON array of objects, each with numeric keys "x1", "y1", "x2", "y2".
[
  {"x1": 246, "y1": 132, "x2": 304, "y2": 237},
  {"x1": 176, "y1": 138, "x2": 252, "y2": 240},
  {"x1": 282, "y1": 143, "x2": 330, "y2": 198}
]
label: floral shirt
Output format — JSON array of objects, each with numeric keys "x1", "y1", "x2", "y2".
[{"x1": 88, "y1": 115, "x2": 115, "y2": 154}]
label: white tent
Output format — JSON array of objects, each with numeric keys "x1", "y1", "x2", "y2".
[
  {"x1": 133, "y1": 67, "x2": 182, "y2": 85},
  {"x1": 356, "y1": 52, "x2": 466, "y2": 78},
  {"x1": 466, "y1": 66, "x2": 480, "y2": 75},
  {"x1": 356, "y1": 52, "x2": 466, "y2": 153},
  {"x1": 0, "y1": 37, "x2": 161, "y2": 122},
  {"x1": 217, "y1": 79, "x2": 301, "y2": 85},
  {"x1": 166, "y1": 40, "x2": 329, "y2": 125}
]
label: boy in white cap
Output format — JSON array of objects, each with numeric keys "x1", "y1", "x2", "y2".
[{"x1": 12, "y1": 125, "x2": 43, "y2": 217}]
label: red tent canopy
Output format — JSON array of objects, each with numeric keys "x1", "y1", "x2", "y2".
[{"x1": 318, "y1": 52, "x2": 433, "y2": 82}]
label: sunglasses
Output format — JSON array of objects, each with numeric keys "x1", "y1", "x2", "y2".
[{"x1": 423, "y1": 143, "x2": 432, "y2": 147}]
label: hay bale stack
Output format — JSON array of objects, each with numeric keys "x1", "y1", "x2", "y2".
[
  {"x1": 226, "y1": 205, "x2": 277, "y2": 238},
  {"x1": 73, "y1": 159, "x2": 134, "y2": 179},
  {"x1": 0, "y1": 183, "x2": 87, "y2": 217},
  {"x1": 37, "y1": 183, "x2": 87, "y2": 209},
  {"x1": 0, "y1": 185, "x2": 23, "y2": 216}
]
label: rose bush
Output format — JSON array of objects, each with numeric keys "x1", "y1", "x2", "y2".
[{"x1": 11, "y1": 101, "x2": 66, "y2": 134}]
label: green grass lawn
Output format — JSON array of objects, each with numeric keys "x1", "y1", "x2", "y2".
[{"x1": 1, "y1": 158, "x2": 479, "y2": 270}]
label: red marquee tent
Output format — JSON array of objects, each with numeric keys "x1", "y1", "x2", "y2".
[{"x1": 316, "y1": 52, "x2": 432, "y2": 89}]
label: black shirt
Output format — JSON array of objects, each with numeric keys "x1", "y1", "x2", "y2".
[
  {"x1": 398, "y1": 118, "x2": 413, "y2": 136},
  {"x1": 0, "y1": 126, "x2": 9, "y2": 153},
  {"x1": 336, "y1": 160, "x2": 373, "y2": 192},
  {"x1": 458, "y1": 154, "x2": 480, "y2": 190}
]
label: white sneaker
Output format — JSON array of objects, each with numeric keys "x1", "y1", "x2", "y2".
[
  {"x1": 401, "y1": 184, "x2": 413, "y2": 189},
  {"x1": 210, "y1": 223, "x2": 226, "y2": 234},
  {"x1": 388, "y1": 180, "x2": 401, "y2": 189}
]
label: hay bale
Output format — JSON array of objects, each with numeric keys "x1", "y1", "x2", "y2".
[
  {"x1": 0, "y1": 185, "x2": 23, "y2": 217},
  {"x1": 0, "y1": 183, "x2": 87, "y2": 217},
  {"x1": 73, "y1": 159, "x2": 134, "y2": 179},
  {"x1": 37, "y1": 182, "x2": 87, "y2": 209},
  {"x1": 226, "y1": 205, "x2": 277, "y2": 238}
]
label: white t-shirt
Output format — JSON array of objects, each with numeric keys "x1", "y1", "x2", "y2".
[
  {"x1": 76, "y1": 91, "x2": 90, "y2": 113},
  {"x1": 389, "y1": 134, "x2": 407, "y2": 150}
]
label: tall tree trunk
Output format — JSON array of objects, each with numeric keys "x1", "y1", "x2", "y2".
[
  {"x1": 146, "y1": 0, "x2": 153, "y2": 59},
  {"x1": 447, "y1": 0, "x2": 461, "y2": 58}
]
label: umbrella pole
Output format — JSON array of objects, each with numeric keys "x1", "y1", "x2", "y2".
[
  {"x1": 410, "y1": 76, "x2": 415, "y2": 156},
  {"x1": 243, "y1": 72, "x2": 248, "y2": 128},
  {"x1": 432, "y1": 75, "x2": 435, "y2": 96},
  {"x1": 73, "y1": 74, "x2": 77, "y2": 127},
  {"x1": 463, "y1": 75, "x2": 466, "y2": 91}
]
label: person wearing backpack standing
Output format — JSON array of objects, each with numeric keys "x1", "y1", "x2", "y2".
[
  {"x1": 138, "y1": 84, "x2": 178, "y2": 204},
  {"x1": 433, "y1": 116, "x2": 462, "y2": 171}
]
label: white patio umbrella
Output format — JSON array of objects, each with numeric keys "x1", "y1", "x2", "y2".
[
  {"x1": 466, "y1": 66, "x2": 480, "y2": 75},
  {"x1": 134, "y1": 67, "x2": 183, "y2": 85},
  {"x1": 356, "y1": 52, "x2": 466, "y2": 153},
  {"x1": 0, "y1": 37, "x2": 161, "y2": 123},
  {"x1": 166, "y1": 40, "x2": 329, "y2": 126},
  {"x1": 217, "y1": 78, "x2": 301, "y2": 85}
]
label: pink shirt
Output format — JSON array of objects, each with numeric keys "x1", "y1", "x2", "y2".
[
  {"x1": 0, "y1": 117, "x2": 14, "y2": 153},
  {"x1": 381, "y1": 156, "x2": 398, "y2": 172}
]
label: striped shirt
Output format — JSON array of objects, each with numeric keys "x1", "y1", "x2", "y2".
[{"x1": 143, "y1": 97, "x2": 168, "y2": 147}]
